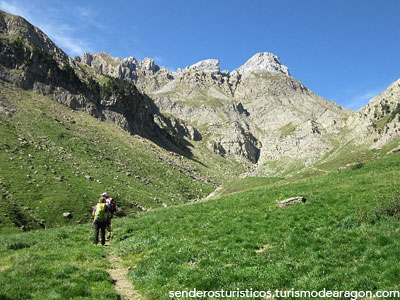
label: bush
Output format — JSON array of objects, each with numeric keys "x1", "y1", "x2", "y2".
[
  {"x1": 99, "y1": 76, "x2": 138, "y2": 98},
  {"x1": 10, "y1": 36, "x2": 24, "y2": 48},
  {"x1": 388, "y1": 103, "x2": 400, "y2": 123},
  {"x1": 61, "y1": 64, "x2": 82, "y2": 87},
  {"x1": 6, "y1": 242, "x2": 31, "y2": 250},
  {"x1": 358, "y1": 199, "x2": 400, "y2": 224}
]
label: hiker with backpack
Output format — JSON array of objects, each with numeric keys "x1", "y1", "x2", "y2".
[
  {"x1": 101, "y1": 192, "x2": 116, "y2": 240},
  {"x1": 92, "y1": 196, "x2": 110, "y2": 245}
]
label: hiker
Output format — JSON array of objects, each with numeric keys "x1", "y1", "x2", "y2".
[
  {"x1": 92, "y1": 196, "x2": 110, "y2": 245},
  {"x1": 101, "y1": 192, "x2": 116, "y2": 240}
]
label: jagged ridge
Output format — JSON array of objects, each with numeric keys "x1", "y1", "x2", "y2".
[{"x1": 76, "y1": 50, "x2": 351, "y2": 174}]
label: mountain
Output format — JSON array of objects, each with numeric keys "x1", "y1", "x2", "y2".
[
  {"x1": 77, "y1": 50, "x2": 400, "y2": 176},
  {"x1": 2, "y1": 8, "x2": 400, "y2": 176},
  {"x1": 1, "y1": 9, "x2": 400, "y2": 232},
  {"x1": 1, "y1": 9, "x2": 400, "y2": 300},
  {"x1": 0, "y1": 10, "x2": 243, "y2": 232},
  {"x1": 77, "y1": 51, "x2": 352, "y2": 175},
  {"x1": 0, "y1": 10, "x2": 207, "y2": 158}
]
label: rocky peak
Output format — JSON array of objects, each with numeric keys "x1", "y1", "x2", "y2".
[
  {"x1": 232, "y1": 52, "x2": 290, "y2": 77},
  {"x1": 137, "y1": 58, "x2": 160, "y2": 73},
  {"x1": 0, "y1": 10, "x2": 69, "y2": 64},
  {"x1": 180, "y1": 59, "x2": 220, "y2": 74},
  {"x1": 75, "y1": 52, "x2": 121, "y2": 77},
  {"x1": 75, "y1": 53, "x2": 169, "y2": 76}
]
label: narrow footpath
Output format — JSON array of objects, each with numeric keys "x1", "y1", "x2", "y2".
[{"x1": 106, "y1": 253, "x2": 141, "y2": 300}]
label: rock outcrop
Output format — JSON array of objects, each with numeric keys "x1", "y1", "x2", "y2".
[
  {"x1": 180, "y1": 59, "x2": 220, "y2": 74},
  {"x1": 347, "y1": 78, "x2": 400, "y2": 149},
  {"x1": 231, "y1": 52, "x2": 290, "y2": 77},
  {"x1": 75, "y1": 52, "x2": 173, "y2": 94},
  {"x1": 276, "y1": 197, "x2": 306, "y2": 208}
]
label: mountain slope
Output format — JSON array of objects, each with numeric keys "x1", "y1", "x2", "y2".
[
  {"x1": 1, "y1": 8, "x2": 400, "y2": 300},
  {"x1": 0, "y1": 81, "x2": 217, "y2": 232},
  {"x1": 0, "y1": 9, "x2": 202, "y2": 157},
  {"x1": 78, "y1": 50, "x2": 400, "y2": 177},
  {"x1": 0, "y1": 10, "x2": 246, "y2": 232},
  {"x1": 77, "y1": 51, "x2": 352, "y2": 176},
  {"x1": 347, "y1": 78, "x2": 400, "y2": 148}
]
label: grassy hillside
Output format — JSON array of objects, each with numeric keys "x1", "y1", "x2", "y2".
[
  {"x1": 0, "y1": 81, "x2": 219, "y2": 233},
  {"x1": 1, "y1": 143, "x2": 399, "y2": 299},
  {"x1": 110, "y1": 149, "x2": 400, "y2": 299}
]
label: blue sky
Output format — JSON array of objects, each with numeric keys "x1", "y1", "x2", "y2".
[{"x1": 1, "y1": 0, "x2": 399, "y2": 110}]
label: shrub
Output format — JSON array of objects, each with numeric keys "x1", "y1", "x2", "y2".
[
  {"x1": 6, "y1": 242, "x2": 31, "y2": 250},
  {"x1": 10, "y1": 36, "x2": 24, "y2": 48}
]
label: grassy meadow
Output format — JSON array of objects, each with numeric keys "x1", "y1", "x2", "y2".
[
  {"x1": 1, "y1": 141, "x2": 399, "y2": 299},
  {"x1": 110, "y1": 149, "x2": 400, "y2": 299}
]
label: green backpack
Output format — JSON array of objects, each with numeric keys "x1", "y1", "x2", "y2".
[{"x1": 95, "y1": 203, "x2": 108, "y2": 221}]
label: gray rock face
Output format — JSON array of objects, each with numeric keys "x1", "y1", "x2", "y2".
[
  {"x1": 232, "y1": 52, "x2": 290, "y2": 77},
  {"x1": 137, "y1": 57, "x2": 160, "y2": 72},
  {"x1": 347, "y1": 78, "x2": 400, "y2": 149},
  {"x1": 75, "y1": 52, "x2": 173, "y2": 94},
  {"x1": 182, "y1": 59, "x2": 220, "y2": 74},
  {"x1": 0, "y1": 11, "x2": 70, "y2": 65},
  {"x1": 76, "y1": 52, "x2": 123, "y2": 78}
]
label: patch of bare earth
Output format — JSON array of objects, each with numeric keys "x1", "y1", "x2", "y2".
[{"x1": 106, "y1": 253, "x2": 141, "y2": 300}]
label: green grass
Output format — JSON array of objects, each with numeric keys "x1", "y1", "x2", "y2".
[
  {"x1": 0, "y1": 224, "x2": 119, "y2": 300},
  {"x1": 1, "y1": 142, "x2": 400, "y2": 300},
  {"x1": 212, "y1": 177, "x2": 283, "y2": 198},
  {"x1": 2, "y1": 10, "x2": 400, "y2": 299},
  {"x1": 259, "y1": 157, "x2": 306, "y2": 177},
  {"x1": 253, "y1": 72, "x2": 284, "y2": 81},
  {"x1": 375, "y1": 115, "x2": 391, "y2": 130},
  {"x1": 312, "y1": 138, "x2": 400, "y2": 176},
  {"x1": 182, "y1": 96, "x2": 227, "y2": 109},
  {"x1": 0, "y1": 82, "x2": 214, "y2": 232},
  {"x1": 108, "y1": 151, "x2": 400, "y2": 300},
  {"x1": 279, "y1": 122, "x2": 296, "y2": 138}
]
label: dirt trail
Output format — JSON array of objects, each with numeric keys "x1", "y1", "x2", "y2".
[{"x1": 106, "y1": 253, "x2": 141, "y2": 300}]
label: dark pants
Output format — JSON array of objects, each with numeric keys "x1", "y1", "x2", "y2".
[
  {"x1": 107, "y1": 215, "x2": 113, "y2": 235},
  {"x1": 93, "y1": 219, "x2": 107, "y2": 245}
]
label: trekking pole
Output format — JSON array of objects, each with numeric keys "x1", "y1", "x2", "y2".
[{"x1": 87, "y1": 223, "x2": 93, "y2": 242}]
